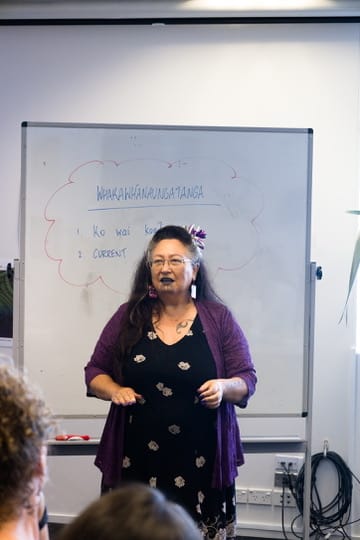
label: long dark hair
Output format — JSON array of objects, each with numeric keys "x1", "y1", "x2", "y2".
[{"x1": 114, "y1": 225, "x2": 221, "y2": 376}]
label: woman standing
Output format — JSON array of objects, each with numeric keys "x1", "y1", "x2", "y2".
[{"x1": 85, "y1": 225, "x2": 257, "y2": 539}]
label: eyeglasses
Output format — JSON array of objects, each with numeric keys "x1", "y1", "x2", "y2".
[{"x1": 149, "y1": 257, "x2": 194, "y2": 269}]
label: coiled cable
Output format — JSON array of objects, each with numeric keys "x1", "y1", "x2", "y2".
[{"x1": 285, "y1": 450, "x2": 357, "y2": 539}]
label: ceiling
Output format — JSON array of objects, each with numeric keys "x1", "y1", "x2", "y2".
[{"x1": 1, "y1": 0, "x2": 360, "y2": 20}]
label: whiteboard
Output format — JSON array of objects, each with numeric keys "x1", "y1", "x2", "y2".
[{"x1": 19, "y1": 122, "x2": 312, "y2": 417}]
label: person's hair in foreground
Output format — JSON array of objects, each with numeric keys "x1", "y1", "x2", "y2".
[
  {"x1": 57, "y1": 483, "x2": 203, "y2": 540},
  {"x1": 0, "y1": 365, "x2": 52, "y2": 536}
]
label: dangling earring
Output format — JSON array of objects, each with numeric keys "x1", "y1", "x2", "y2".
[
  {"x1": 191, "y1": 281, "x2": 197, "y2": 300},
  {"x1": 148, "y1": 285, "x2": 158, "y2": 299}
]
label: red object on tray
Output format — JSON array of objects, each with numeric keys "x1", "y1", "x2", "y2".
[{"x1": 55, "y1": 434, "x2": 90, "y2": 441}]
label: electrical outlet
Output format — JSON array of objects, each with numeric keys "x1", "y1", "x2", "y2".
[
  {"x1": 236, "y1": 488, "x2": 248, "y2": 503},
  {"x1": 248, "y1": 489, "x2": 272, "y2": 505},
  {"x1": 274, "y1": 471, "x2": 298, "y2": 488},
  {"x1": 274, "y1": 454, "x2": 304, "y2": 474},
  {"x1": 272, "y1": 488, "x2": 297, "y2": 508}
]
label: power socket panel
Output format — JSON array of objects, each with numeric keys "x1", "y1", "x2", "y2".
[
  {"x1": 272, "y1": 489, "x2": 297, "y2": 508},
  {"x1": 247, "y1": 489, "x2": 272, "y2": 505},
  {"x1": 236, "y1": 488, "x2": 248, "y2": 503},
  {"x1": 274, "y1": 454, "x2": 304, "y2": 474}
]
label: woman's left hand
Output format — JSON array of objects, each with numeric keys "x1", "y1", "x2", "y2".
[
  {"x1": 197, "y1": 377, "x2": 249, "y2": 408},
  {"x1": 197, "y1": 379, "x2": 224, "y2": 409}
]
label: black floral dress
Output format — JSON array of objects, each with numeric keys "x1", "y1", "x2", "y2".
[{"x1": 121, "y1": 315, "x2": 236, "y2": 540}]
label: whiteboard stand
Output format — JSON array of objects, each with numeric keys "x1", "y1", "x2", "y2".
[
  {"x1": 11, "y1": 259, "x2": 21, "y2": 369},
  {"x1": 302, "y1": 261, "x2": 321, "y2": 540},
  {"x1": 18, "y1": 122, "x2": 315, "y2": 530}
]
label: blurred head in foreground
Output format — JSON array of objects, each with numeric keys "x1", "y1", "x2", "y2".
[
  {"x1": 0, "y1": 365, "x2": 52, "y2": 539},
  {"x1": 58, "y1": 482, "x2": 203, "y2": 540}
]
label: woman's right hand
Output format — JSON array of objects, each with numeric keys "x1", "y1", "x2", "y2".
[
  {"x1": 89, "y1": 374, "x2": 142, "y2": 406},
  {"x1": 111, "y1": 386, "x2": 142, "y2": 406}
]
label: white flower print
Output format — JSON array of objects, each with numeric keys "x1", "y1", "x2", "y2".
[
  {"x1": 198, "y1": 491, "x2": 205, "y2": 503},
  {"x1": 138, "y1": 397, "x2": 146, "y2": 405},
  {"x1": 156, "y1": 383, "x2": 172, "y2": 397},
  {"x1": 134, "y1": 354, "x2": 146, "y2": 363},
  {"x1": 186, "y1": 330, "x2": 193, "y2": 336},
  {"x1": 178, "y1": 361, "x2": 190, "y2": 371},
  {"x1": 148, "y1": 440, "x2": 159, "y2": 451},
  {"x1": 147, "y1": 331, "x2": 157, "y2": 340},
  {"x1": 226, "y1": 522, "x2": 236, "y2": 538},
  {"x1": 196, "y1": 504, "x2": 201, "y2": 515},
  {"x1": 122, "y1": 456, "x2": 131, "y2": 468},
  {"x1": 168, "y1": 424, "x2": 181, "y2": 435},
  {"x1": 199, "y1": 524, "x2": 208, "y2": 537},
  {"x1": 175, "y1": 476, "x2": 185, "y2": 488},
  {"x1": 195, "y1": 456, "x2": 206, "y2": 468},
  {"x1": 149, "y1": 477, "x2": 157, "y2": 488},
  {"x1": 156, "y1": 382, "x2": 173, "y2": 397}
]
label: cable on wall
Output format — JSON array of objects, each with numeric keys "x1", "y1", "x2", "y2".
[{"x1": 281, "y1": 450, "x2": 359, "y2": 540}]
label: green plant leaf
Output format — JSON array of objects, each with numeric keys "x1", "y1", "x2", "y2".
[{"x1": 339, "y1": 230, "x2": 360, "y2": 323}]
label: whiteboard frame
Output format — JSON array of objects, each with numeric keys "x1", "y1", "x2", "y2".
[{"x1": 18, "y1": 121, "x2": 313, "y2": 419}]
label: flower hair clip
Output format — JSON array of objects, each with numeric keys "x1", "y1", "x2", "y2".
[{"x1": 185, "y1": 224, "x2": 207, "y2": 250}]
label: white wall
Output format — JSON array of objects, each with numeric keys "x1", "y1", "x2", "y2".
[{"x1": 0, "y1": 20, "x2": 359, "y2": 537}]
